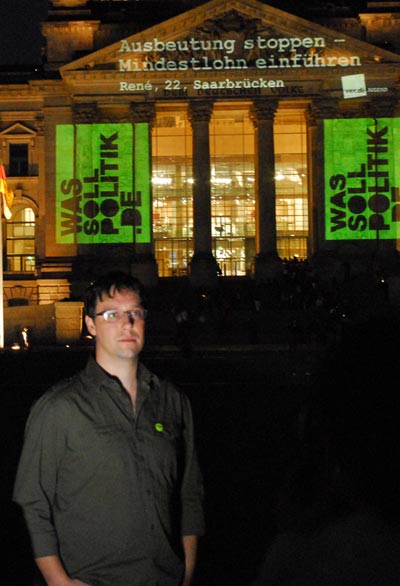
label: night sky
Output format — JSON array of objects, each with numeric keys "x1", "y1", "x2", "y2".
[
  {"x1": 0, "y1": 0, "x2": 370, "y2": 66},
  {"x1": 0, "y1": 0, "x2": 48, "y2": 65}
]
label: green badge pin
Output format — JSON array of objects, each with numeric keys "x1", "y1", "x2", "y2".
[{"x1": 155, "y1": 422, "x2": 164, "y2": 432}]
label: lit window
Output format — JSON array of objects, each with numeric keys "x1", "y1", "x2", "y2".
[
  {"x1": 210, "y1": 105, "x2": 255, "y2": 276},
  {"x1": 152, "y1": 109, "x2": 193, "y2": 277},
  {"x1": 6, "y1": 207, "x2": 36, "y2": 272},
  {"x1": 274, "y1": 109, "x2": 309, "y2": 260}
]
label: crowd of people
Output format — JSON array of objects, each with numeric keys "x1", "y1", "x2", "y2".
[{"x1": 158, "y1": 256, "x2": 396, "y2": 350}]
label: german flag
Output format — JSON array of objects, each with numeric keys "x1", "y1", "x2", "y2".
[{"x1": 0, "y1": 163, "x2": 13, "y2": 220}]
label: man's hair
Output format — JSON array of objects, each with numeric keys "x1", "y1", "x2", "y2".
[{"x1": 84, "y1": 271, "x2": 146, "y2": 318}]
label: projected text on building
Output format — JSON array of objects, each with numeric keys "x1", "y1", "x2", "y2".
[
  {"x1": 324, "y1": 117, "x2": 400, "y2": 240},
  {"x1": 56, "y1": 123, "x2": 150, "y2": 244}
]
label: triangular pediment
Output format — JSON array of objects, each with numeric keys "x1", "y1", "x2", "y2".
[
  {"x1": 0, "y1": 122, "x2": 36, "y2": 137},
  {"x1": 61, "y1": 0, "x2": 400, "y2": 78}
]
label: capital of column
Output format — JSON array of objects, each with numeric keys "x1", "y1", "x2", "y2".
[
  {"x1": 130, "y1": 102, "x2": 156, "y2": 126},
  {"x1": 249, "y1": 99, "x2": 278, "y2": 128},
  {"x1": 362, "y1": 92, "x2": 398, "y2": 118},
  {"x1": 306, "y1": 98, "x2": 339, "y2": 126},
  {"x1": 187, "y1": 101, "x2": 214, "y2": 126},
  {"x1": 72, "y1": 102, "x2": 100, "y2": 124}
]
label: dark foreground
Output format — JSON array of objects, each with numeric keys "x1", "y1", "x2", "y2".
[
  {"x1": 3, "y1": 343, "x2": 317, "y2": 586},
  {"x1": 4, "y1": 323, "x2": 400, "y2": 586}
]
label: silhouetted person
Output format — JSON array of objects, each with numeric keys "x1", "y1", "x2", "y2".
[{"x1": 21, "y1": 327, "x2": 30, "y2": 349}]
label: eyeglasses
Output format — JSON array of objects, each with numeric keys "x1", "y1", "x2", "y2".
[{"x1": 94, "y1": 309, "x2": 148, "y2": 322}]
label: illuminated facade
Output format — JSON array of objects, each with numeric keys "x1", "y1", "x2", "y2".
[{"x1": 2, "y1": 0, "x2": 400, "y2": 304}]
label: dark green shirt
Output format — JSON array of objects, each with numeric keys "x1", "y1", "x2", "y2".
[{"x1": 13, "y1": 357, "x2": 205, "y2": 586}]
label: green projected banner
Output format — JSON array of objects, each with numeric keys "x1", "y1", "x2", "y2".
[
  {"x1": 324, "y1": 118, "x2": 400, "y2": 240},
  {"x1": 56, "y1": 123, "x2": 150, "y2": 244}
]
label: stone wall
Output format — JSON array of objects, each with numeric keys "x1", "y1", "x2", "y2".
[
  {"x1": 3, "y1": 301, "x2": 84, "y2": 347},
  {"x1": 38, "y1": 279, "x2": 71, "y2": 304},
  {"x1": 4, "y1": 304, "x2": 56, "y2": 347}
]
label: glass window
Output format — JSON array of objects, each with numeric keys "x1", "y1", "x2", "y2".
[
  {"x1": 151, "y1": 103, "x2": 309, "y2": 277},
  {"x1": 152, "y1": 108, "x2": 193, "y2": 277},
  {"x1": 274, "y1": 109, "x2": 309, "y2": 260},
  {"x1": 9, "y1": 144, "x2": 29, "y2": 176},
  {"x1": 6, "y1": 206, "x2": 36, "y2": 272},
  {"x1": 210, "y1": 105, "x2": 255, "y2": 276}
]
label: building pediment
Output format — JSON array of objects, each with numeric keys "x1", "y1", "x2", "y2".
[
  {"x1": 60, "y1": 0, "x2": 400, "y2": 100},
  {"x1": 0, "y1": 122, "x2": 37, "y2": 137},
  {"x1": 62, "y1": 0, "x2": 400, "y2": 71}
]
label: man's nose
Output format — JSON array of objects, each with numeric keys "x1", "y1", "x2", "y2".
[{"x1": 122, "y1": 312, "x2": 135, "y2": 325}]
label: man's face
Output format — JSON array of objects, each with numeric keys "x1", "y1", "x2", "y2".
[{"x1": 85, "y1": 288, "x2": 145, "y2": 367}]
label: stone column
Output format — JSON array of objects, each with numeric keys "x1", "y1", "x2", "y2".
[
  {"x1": 34, "y1": 114, "x2": 46, "y2": 262},
  {"x1": 250, "y1": 99, "x2": 281, "y2": 283},
  {"x1": 129, "y1": 103, "x2": 158, "y2": 287},
  {"x1": 70, "y1": 103, "x2": 158, "y2": 290},
  {"x1": 363, "y1": 92, "x2": 400, "y2": 270},
  {"x1": 70, "y1": 102, "x2": 103, "y2": 285},
  {"x1": 306, "y1": 99, "x2": 337, "y2": 256},
  {"x1": 308, "y1": 96, "x2": 400, "y2": 277},
  {"x1": 187, "y1": 101, "x2": 219, "y2": 289}
]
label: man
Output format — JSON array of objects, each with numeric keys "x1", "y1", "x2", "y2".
[{"x1": 13, "y1": 272, "x2": 205, "y2": 586}]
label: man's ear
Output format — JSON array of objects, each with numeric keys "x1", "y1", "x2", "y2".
[{"x1": 85, "y1": 314, "x2": 97, "y2": 337}]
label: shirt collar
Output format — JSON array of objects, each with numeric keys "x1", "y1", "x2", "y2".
[{"x1": 83, "y1": 354, "x2": 156, "y2": 395}]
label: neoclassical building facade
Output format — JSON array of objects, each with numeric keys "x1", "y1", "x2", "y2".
[{"x1": 2, "y1": 0, "x2": 400, "y2": 305}]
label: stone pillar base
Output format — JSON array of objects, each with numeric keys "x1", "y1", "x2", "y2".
[
  {"x1": 55, "y1": 301, "x2": 84, "y2": 345},
  {"x1": 189, "y1": 252, "x2": 219, "y2": 290},
  {"x1": 254, "y1": 253, "x2": 283, "y2": 284}
]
